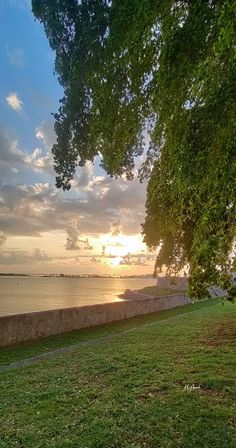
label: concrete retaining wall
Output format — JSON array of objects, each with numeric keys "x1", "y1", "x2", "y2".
[{"x1": 0, "y1": 294, "x2": 190, "y2": 347}]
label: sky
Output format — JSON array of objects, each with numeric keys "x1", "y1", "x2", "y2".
[{"x1": 0, "y1": 0, "x2": 156, "y2": 275}]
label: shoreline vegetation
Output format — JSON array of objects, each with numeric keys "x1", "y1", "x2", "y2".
[
  {"x1": 119, "y1": 286, "x2": 187, "y2": 300},
  {"x1": 0, "y1": 273, "x2": 154, "y2": 278},
  {"x1": 136, "y1": 285, "x2": 186, "y2": 297}
]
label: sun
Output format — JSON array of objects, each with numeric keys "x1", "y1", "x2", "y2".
[
  {"x1": 111, "y1": 257, "x2": 122, "y2": 266},
  {"x1": 98, "y1": 233, "x2": 147, "y2": 268}
]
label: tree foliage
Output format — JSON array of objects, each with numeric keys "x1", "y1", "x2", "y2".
[{"x1": 32, "y1": 0, "x2": 236, "y2": 297}]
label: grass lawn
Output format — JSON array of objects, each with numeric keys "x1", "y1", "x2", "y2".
[
  {"x1": 0, "y1": 300, "x2": 235, "y2": 447},
  {"x1": 136, "y1": 285, "x2": 186, "y2": 297}
]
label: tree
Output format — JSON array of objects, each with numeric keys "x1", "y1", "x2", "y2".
[{"x1": 32, "y1": 0, "x2": 236, "y2": 298}]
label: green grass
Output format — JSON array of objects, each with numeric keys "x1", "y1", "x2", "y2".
[
  {"x1": 0, "y1": 300, "x2": 235, "y2": 447},
  {"x1": 136, "y1": 285, "x2": 186, "y2": 297},
  {"x1": 0, "y1": 300, "x2": 212, "y2": 366}
]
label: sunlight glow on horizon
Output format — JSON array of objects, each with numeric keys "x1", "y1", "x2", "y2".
[{"x1": 111, "y1": 257, "x2": 123, "y2": 267}]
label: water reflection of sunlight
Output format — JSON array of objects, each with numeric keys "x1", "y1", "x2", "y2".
[{"x1": 115, "y1": 295, "x2": 123, "y2": 302}]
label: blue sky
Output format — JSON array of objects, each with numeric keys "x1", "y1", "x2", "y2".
[
  {"x1": 0, "y1": 0, "x2": 62, "y2": 151},
  {"x1": 0, "y1": 0, "x2": 153, "y2": 275}
]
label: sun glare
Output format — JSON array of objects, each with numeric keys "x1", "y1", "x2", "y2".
[
  {"x1": 98, "y1": 234, "x2": 147, "y2": 268},
  {"x1": 111, "y1": 257, "x2": 122, "y2": 266}
]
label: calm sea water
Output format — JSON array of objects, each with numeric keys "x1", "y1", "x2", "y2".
[{"x1": 0, "y1": 277, "x2": 156, "y2": 316}]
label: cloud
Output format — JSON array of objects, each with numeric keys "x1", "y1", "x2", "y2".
[
  {"x1": 65, "y1": 222, "x2": 80, "y2": 250},
  {"x1": 118, "y1": 253, "x2": 149, "y2": 266},
  {"x1": 65, "y1": 222, "x2": 93, "y2": 251},
  {"x1": 35, "y1": 120, "x2": 56, "y2": 150},
  {"x1": 0, "y1": 126, "x2": 148, "y2": 241},
  {"x1": 0, "y1": 125, "x2": 52, "y2": 180},
  {"x1": 90, "y1": 256, "x2": 101, "y2": 263},
  {"x1": 6, "y1": 92, "x2": 23, "y2": 111},
  {"x1": 0, "y1": 174, "x2": 147, "y2": 238},
  {"x1": 24, "y1": 146, "x2": 52, "y2": 173},
  {"x1": 111, "y1": 221, "x2": 122, "y2": 236},
  {"x1": 82, "y1": 238, "x2": 93, "y2": 250},
  {"x1": 6, "y1": 47, "x2": 25, "y2": 68},
  {"x1": 70, "y1": 250, "x2": 155, "y2": 265},
  {"x1": 0, "y1": 247, "x2": 51, "y2": 265},
  {"x1": 34, "y1": 248, "x2": 51, "y2": 261},
  {"x1": 0, "y1": 232, "x2": 7, "y2": 250},
  {"x1": 0, "y1": 127, "x2": 24, "y2": 165},
  {"x1": 22, "y1": 121, "x2": 56, "y2": 174},
  {"x1": 0, "y1": 127, "x2": 28, "y2": 183}
]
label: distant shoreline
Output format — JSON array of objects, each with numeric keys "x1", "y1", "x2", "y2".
[
  {"x1": 0, "y1": 273, "x2": 154, "y2": 279},
  {"x1": 0, "y1": 273, "x2": 30, "y2": 277}
]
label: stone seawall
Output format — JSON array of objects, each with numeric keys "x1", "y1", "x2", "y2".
[{"x1": 0, "y1": 294, "x2": 190, "y2": 347}]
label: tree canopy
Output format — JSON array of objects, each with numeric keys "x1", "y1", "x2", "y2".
[{"x1": 32, "y1": 0, "x2": 236, "y2": 298}]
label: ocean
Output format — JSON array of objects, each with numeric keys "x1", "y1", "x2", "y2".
[{"x1": 0, "y1": 276, "x2": 156, "y2": 316}]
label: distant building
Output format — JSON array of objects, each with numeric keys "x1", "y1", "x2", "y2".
[{"x1": 156, "y1": 276, "x2": 188, "y2": 291}]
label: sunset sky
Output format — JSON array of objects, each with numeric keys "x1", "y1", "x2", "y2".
[{"x1": 0, "y1": 0, "x2": 156, "y2": 275}]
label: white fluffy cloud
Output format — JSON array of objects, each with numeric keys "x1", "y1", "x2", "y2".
[
  {"x1": 65, "y1": 222, "x2": 93, "y2": 251},
  {"x1": 5, "y1": 92, "x2": 23, "y2": 111},
  {"x1": 0, "y1": 124, "x2": 147, "y2": 237},
  {"x1": 0, "y1": 173, "x2": 147, "y2": 237},
  {"x1": 25, "y1": 120, "x2": 56, "y2": 174},
  {"x1": 35, "y1": 120, "x2": 56, "y2": 149},
  {"x1": 0, "y1": 124, "x2": 53, "y2": 178}
]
